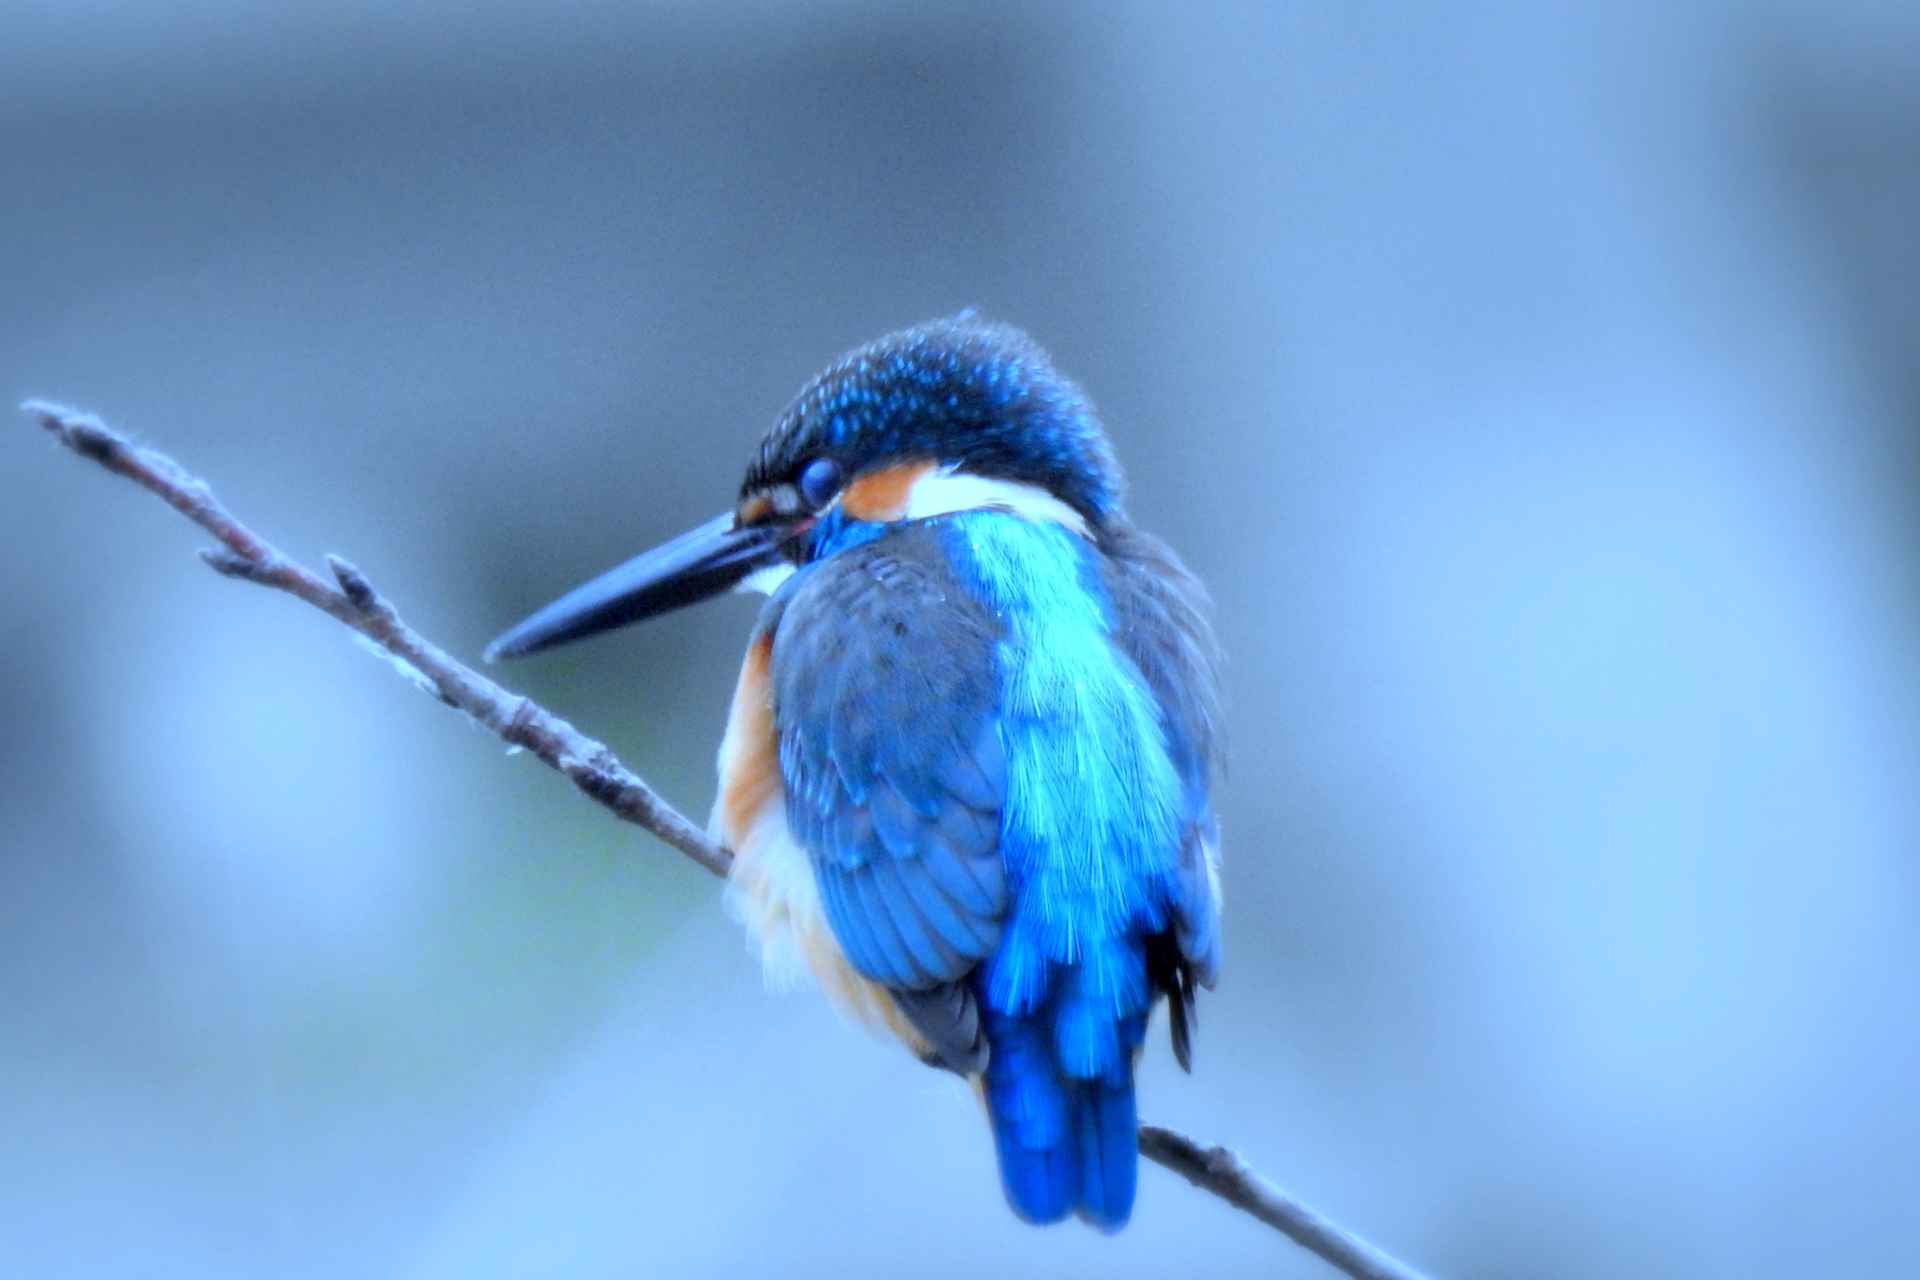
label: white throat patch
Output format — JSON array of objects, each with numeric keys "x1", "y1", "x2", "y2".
[
  {"x1": 734, "y1": 561, "x2": 797, "y2": 597},
  {"x1": 736, "y1": 467, "x2": 1089, "y2": 597},
  {"x1": 903, "y1": 467, "x2": 1090, "y2": 537}
]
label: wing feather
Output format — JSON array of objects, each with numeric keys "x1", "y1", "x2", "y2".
[
  {"x1": 1097, "y1": 523, "x2": 1225, "y2": 993},
  {"x1": 770, "y1": 523, "x2": 1010, "y2": 1004}
]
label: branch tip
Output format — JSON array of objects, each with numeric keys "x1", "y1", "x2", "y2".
[
  {"x1": 20, "y1": 397, "x2": 78, "y2": 428},
  {"x1": 22, "y1": 398, "x2": 122, "y2": 462}
]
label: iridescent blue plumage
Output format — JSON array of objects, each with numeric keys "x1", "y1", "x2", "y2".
[
  {"x1": 949, "y1": 511, "x2": 1187, "y2": 1230},
  {"x1": 754, "y1": 317, "x2": 1223, "y2": 1230},
  {"x1": 492, "y1": 314, "x2": 1221, "y2": 1231},
  {"x1": 745, "y1": 314, "x2": 1123, "y2": 524}
]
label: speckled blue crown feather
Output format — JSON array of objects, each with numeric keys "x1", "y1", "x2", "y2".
[{"x1": 744, "y1": 314, "x2": 1124, "y2": 522}]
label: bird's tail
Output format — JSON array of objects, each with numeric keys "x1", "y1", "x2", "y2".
[{"x1": 980, "y1": 1002, "x2": 1142, "y2": 1232}]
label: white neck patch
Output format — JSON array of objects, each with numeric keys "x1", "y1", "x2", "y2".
[
  {"x1": 903, "y1": 466, "x2": 1090, "y2": 537},
  {"x1": 735, "y1": 467, "x2": 1089, "y2": 597},
  {"x1": 734, "y1": 561, "x2": 797, "y2": 597}
]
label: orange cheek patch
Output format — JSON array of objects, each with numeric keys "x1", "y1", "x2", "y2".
[{"x1": 840, "y1": 460, "x2": 936, "y2": 522}]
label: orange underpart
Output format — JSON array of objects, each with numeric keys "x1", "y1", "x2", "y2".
[
  {"x1": 716, "y1": 632, "x2": 778, "y2": 846},
  {"x1": 712, "y1": 627, "x2": 935, "y2": 1064},
  {"x1": 839, "y1": 459, "x2": 935, "y2": 522}
]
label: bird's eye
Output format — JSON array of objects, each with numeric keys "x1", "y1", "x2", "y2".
[{"x1": 797, "y1": 457, "x2": 843, "y2": 509}]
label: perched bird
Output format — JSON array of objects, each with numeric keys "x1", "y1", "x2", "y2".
[{"x1": 487, "y1": 315, "x2": 1221, "y2": 1230}]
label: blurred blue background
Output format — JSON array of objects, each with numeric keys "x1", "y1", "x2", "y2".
[{"x1": 3, "y1": 2, "x2": 1919, "y2": 1276}]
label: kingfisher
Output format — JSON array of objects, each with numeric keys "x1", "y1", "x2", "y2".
[{"x1": 487, "y1": 315, "x2": 1221, "y2": 1230}]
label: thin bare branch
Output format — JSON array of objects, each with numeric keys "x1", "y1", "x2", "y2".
[
  {"x1": 1139, "y1": 1127, "x2": 1431, "y2": 1280},
  {"x1": 23, "y1": 399, "x2": 726, "y2": 878},
  {"x1": 23, "y1": 398, "x2": 1435, "y2": 1280}
]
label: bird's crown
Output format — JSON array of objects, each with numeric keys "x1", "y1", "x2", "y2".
[{"x1": 741, "y1": 313, "x2": 1123, "y2": 526}]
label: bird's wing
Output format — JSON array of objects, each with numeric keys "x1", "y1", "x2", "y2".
[
  {"x1": 768, "y1": 522, "x2": 1010, "y2": 1003},
  {"x1": 1098, "y1": 523, "x2": 1224, "y2": 990}
]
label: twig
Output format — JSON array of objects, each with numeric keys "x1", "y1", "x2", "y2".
[
  {"x1": 22, "y1": 399, "x2": 726, "y2": 879},
  {"x1": 1139, "y1": 1127, "x2": 1429, "y2": 1280},
  {"x1": 23, "y1": 398, "x2": 1435, "y2": 1280}
]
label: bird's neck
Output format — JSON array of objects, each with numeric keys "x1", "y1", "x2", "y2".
[
  {"x1": 735, "y1": 463, "x2": 1099, "y2": 598},
  {"x1": 829, "y1": 460, "x2": 1089, "y2": 548},
  {"x1": 897, "y1": 466, "x2": 1090, "y2": 537}
]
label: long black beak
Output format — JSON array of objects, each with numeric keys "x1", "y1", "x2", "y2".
[{"x1": 485, "y1": 512, "x2": 792, "y2": 661}]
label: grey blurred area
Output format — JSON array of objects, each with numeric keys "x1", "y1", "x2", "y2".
[{"x1": 3, "y1": 1, "x2": 1919, "y2": 1276}]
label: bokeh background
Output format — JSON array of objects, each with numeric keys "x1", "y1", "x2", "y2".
[{"x1": 3, "y1": 2, "x2": 1919, "y2": 1276}]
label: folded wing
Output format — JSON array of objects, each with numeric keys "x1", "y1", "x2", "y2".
[{"x1": 768, "y1": 522, "x2": 1009, "y2": 1072}]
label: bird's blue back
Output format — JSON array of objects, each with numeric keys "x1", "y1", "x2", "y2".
[{"x1": 765, "y1": 501, "x2": 1220, "y2": 1230}]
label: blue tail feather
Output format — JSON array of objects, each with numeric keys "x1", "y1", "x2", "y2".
[
  {"x1": 984, "y1": 1013, "x2": 1075, "y2": 1223},
  {"x1": 990, "y1": 1112, "x2": 1079, "y2": 1225},
  {"x1": 982, "y1": 998, "x2": 1144, "y2": 1232},
  {"x1": 1072, "y1": 1078, "x2": 1138, "y2": 1232}
]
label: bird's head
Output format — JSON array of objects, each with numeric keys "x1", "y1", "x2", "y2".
[{"x1": 486, "y1": 314, "x2": 1121, "y2": 661}]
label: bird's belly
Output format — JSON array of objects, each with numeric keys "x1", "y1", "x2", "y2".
[{"x1": 712, "y1": 633, "x2": 929, "y2": 1056}]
